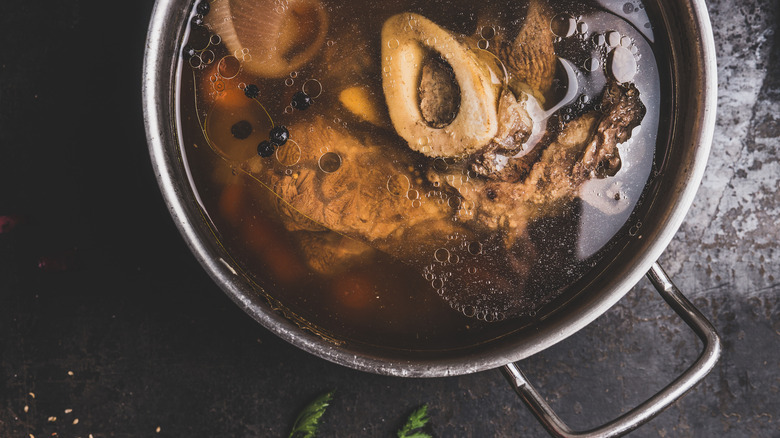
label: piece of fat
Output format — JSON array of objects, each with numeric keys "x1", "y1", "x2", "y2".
[{"x1": 339, "y1": 86, "x2": 382, "y2": 125}]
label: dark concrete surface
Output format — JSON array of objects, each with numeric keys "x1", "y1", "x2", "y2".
[{"x1": 1, "y1": 0, "x2": 778, "y2": 437}]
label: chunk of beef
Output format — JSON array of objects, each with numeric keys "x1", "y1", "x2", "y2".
[
  {"x1": 573, "y1": 82, "x2": 646, "y2": 180},
  {"x1": 243, "y1": 116, "x2": 474, "y2": 267},
  {"x1": 432, "y1": 81, "x2": 646, "y2": 244}
]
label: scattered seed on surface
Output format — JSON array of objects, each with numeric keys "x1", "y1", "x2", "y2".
[
  {"x1": 67, "y1": 370, "x2": 74, "y2": 376},
  {"x1": 24, "y1": 405, "x2": 29, "y2": 412},
  {"x1": 156, "y1": 426, "x2": 161, "y2": 433},
  {"x1": 48, "y1": 416, "x2": 57, "y2": 422},
  {"x1": 29, "y1": 392, "x2": 35, "y2": 398},
  {"x1": 73, "y1": 419, "x2": 79, "y2": 425},
  {"x1": 64, "y1": 409, "x2": 72, "y2": 414}
]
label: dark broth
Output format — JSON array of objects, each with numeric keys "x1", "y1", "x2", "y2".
[{"x1": 175, "y1": 0, "x2": 664, "y2": 350}]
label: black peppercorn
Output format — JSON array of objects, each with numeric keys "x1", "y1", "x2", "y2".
[
  {"x1": 196, "y1": 1, "x2": 210, "y2": 15},
  {"x1": 269, "y1": 126, "x2": 289, "y2": 146},
  {"x1": 230, "y1": 120, "x2": 253, "y2": 140},
  {"x1": 244, "y1": 84, "x2": 260, "y2": 99},
  {"x1": 191, "y1": 15, "x2": 204, "y2": 26},
  {"x1": 257, "y1": 140, "x2": 276, "y2": 157},
  {"x1": 291, "y1": 91, "x2": 313, "y2": 110}
]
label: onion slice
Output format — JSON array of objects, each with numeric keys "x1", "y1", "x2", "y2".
[{"x1": 206, "y1": 0, "x2": 329, "y2": 78}]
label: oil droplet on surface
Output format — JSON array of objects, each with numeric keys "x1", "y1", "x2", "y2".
[
  {"x1": 201, "y1": 49, "x2": 216, "y2": 64},
  {"x1": 302, "y1": 79, "x2": 323, "y2": 98},
  {"x1": 550, "y1": 13, "x2": 576, "y2": 38},
  {"x1": 217, "y1": 55, "x2": 241, "y2": 79},
  {"x1": 609, "y1": 46, "x2": 637, "y2": 83},
  {"x1": 387, "y1": 174, "x2": 411, "y2": 196},
  {"x1": 583, "y1": 58, "x2": 600, "y2": 72},
  {"x1": 607, "y1": 30, "x2": 621, "y2": 47},
  {"x1": 318, "y1": 152, "x2": 342, "y2": 173},
  {"x1": 189, "y1": 56, "x2": 203, "y2": 69},
  {"x1": 433, "y1": 158, "x2": 448, "y2": 171},
  {"x1": 479, "y1": 25, "x2": 496, "y2": 39},
  {"x1": 276, "y1": 139, "x2": 301, "y2": 166},
  {"x1": 434, "y1": 248, "x2": 450, "y2": 263}
]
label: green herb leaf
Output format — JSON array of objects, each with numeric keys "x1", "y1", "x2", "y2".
[
  {"x1": 288, "y1": 391, "x2": 334, "y2": 438},
  {"x1": 397, "y1": 404, "x2": 432, "y2": 438}
]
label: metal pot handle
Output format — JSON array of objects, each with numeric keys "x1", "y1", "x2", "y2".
[{"x1": 501, "y1": 262, "x2": 722, "y2": 438}]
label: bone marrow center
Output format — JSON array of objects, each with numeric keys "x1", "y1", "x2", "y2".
[
  {"x1": 381, "y1": 13, "x2": 502, "y2": 157},
  {"x1": 418, "y1": 54, "x2": 461, "y2": 128}
]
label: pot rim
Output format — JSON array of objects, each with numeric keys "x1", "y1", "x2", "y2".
[{"x1": 142, "y1": 0, "x2": 717, "y2": 377}]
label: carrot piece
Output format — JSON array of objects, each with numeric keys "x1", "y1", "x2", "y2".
[
  {"x1": 339, "y1": 86, "x2": 382, "y2": 125},
  {"x1": 241, "y1": 217, "x2": 307, "y2": 285},
  {"x1": 332, "y1": 274, "x2": 376, "y2": 310},
  {"x1": 218, "y1": 182, "x2": 245, "y2": 226}
]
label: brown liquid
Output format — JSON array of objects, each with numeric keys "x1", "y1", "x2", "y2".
[{"x1": 175, "y1": 0, "x2": 664, "y2": 350}]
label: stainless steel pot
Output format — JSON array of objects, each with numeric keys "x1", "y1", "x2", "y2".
[{"x1": 143, "y1": 1, "x2": 720, "y2": 436}]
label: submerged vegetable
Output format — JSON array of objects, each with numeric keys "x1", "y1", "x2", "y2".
[{"x1": 206, "y1": 0, "x2": 329, "y2": 78}]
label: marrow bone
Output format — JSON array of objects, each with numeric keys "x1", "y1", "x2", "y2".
[{"x1": 381, "y1": 13, "x2": 504, "y2": 157}]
